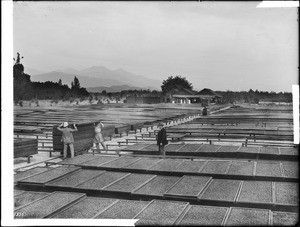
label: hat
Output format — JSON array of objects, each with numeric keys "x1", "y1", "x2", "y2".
[
  {"x1": 158, "y1": 122, "x2": 164, "y2": 126},
  {"x1": 63, "y1": 122, "x2": 69, "y2": 127}
]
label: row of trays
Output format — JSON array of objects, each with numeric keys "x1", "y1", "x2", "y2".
[
  {"x1": 32, "y1": 154, "x2": 298, "y2": 181},
  {"x1": 166, "y1": 127, "x2": 294, "y2": 136},
  {"x1": 122, "y1": 143, "x2": 298, "y2": 159},
  {"x1": 14, "y1": 190, "x2": 298, "y2": 225},
  {"x1": 15, "y1": 166, "x2": 298, "y2": 211},
  {"x1": 14, "y1": 138, "x2": 38, "y2": 158},
  {"x1": 51, "y1": 113, "x2": 198, "y2": 152},
  {"x1": 169, "y1": 123, "x2": 292, "y2": 131}
]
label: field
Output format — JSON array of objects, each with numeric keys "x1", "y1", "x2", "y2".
[{"x1": 13, "y1": 103, "x2": 298, "y2": 225}]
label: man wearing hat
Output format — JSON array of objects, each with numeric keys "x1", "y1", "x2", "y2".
[
  {"x1": 57, "y1": 122, "x2": 78, "y2": 159},
  {"x1": 157, "y1": 122, "x2": 168, "y2": 159}
]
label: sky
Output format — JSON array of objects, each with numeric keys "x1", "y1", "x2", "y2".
[{"x1": 13, "y1": 1, "x2": 298, "y2": 92}]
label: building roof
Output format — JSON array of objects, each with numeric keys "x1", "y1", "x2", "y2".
[
  {"x1": 172, "y1": 95, "x2": 200, "y2": 98},
  {"x1": 196, "y1": 88, "x2": 222, "y2": 98},
  {"x1": 165, "y1": 85, "x2": 196, "y2": 96}
]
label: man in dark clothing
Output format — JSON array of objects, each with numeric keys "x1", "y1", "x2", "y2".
[
  {"x1": 157, "y1": 122, "x2": 168, "y2": 159},
  {"x1": 202, "y1": 106, "x2": 208, "y2": 116}
]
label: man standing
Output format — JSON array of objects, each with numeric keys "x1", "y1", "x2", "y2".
[
  {"x1": 57, "y1": 122, "x2": 78, "y2": 159},
  {"x1": 157, "y1": 122, "x2": 168, "y2": 159}
]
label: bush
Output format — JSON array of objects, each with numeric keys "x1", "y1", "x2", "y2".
[{"x1": 69, "y1": 98, "x2": 75, "y2": 103}]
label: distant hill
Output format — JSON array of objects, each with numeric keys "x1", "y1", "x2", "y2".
[
  {"x1": 24, "y1": 67, "x2": 45, "y2": 75},
  {"x1": 30, "y1": 66, "x2": 161, "y2": 90},
  {"x1": 86, "y1": 85, "x2": 155, "y2": 93},
  {"x1": 30, "y1": 71, "x2": 124, "y2": 87}
]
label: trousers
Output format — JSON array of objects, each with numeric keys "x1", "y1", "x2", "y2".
[
  {"x1": 158, "y1": 144, "x2": 165, "y2": 157},
  {"x1": 63, "y1": 142, "x2": 74, "y2": 158}
]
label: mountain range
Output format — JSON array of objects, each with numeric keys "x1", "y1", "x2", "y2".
[
  {"x1": 86, "y1": 85, "x2": 148, "y2": 93},
  {"x1": 27, "y1": 66, "x2": 161, "y2": 92}
]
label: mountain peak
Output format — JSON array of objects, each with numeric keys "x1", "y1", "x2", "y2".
[
  {"x1": 115, "y1": 68, "x2": 127, "y2": 72},
  {"x1": 81, "y1": 65, "x2": 110, "y2": 71},
  {"x1": 30, "y1": 65, "x2": 161, "y2": 89}
]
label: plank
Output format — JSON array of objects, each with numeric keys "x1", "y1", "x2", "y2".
[
  {"x1": 14, "y1": 191, "x2": 50, "y2": 209},
  {"x1": 282, "y1": 161, "x2": 299, "y2": 179},
  {"x1": 45, "y1": 169, "x2": 105, "y2": 188},
  {"x1": 14, "y1": 167, "x2": 52, "y2": 183},
  {"x1": 200, "y1": 160, "x2": 231, "y2": 174},
  {"x1": 115, "y1": 125, "x2": 131, "y2": 134},
  {"x1": 173, "y1": 160, "x2": 206, "y2": 173},
  {"x1": 18, "y1": 166, "x2": 80, "y2": 185},
  {"x1": 133, "y1": 175, "x2": 181, "y2": 197},
  {"x1": 50, "y1": 197, "x2": 117, "y2": 218},
  {"x1": 225, "y1": 207, "x2": 270, "y2": 226},
  {"x1": 164, "y1": 176, "x2": 212, "y2": 199},
  {"x1": 176, "y1": 144, "x2": 203, "y2": 153},
  {"x1": 14, "y1": 190, "x2": 25, "y2": 196},
  {"x1": 238, "y1": 146, "x2": 260, "y2": 154},
  {"x1": 259, "y1": 147, "x2": 279, "y2": 155},
  {"x1": 14, "y1": 138, "x2": 38, "y2": 158},
  {"x1": 255, "y1": 162, "x2": 283, "y2": 177},
  {"x1": 237, "y1": 181, "x2": 273, "y2": 205},
  {"x1": 178, "y1": 205, "x2": 228, "y2": 226},
  {"x1": 200, "y1": 179, "x2": 241, "y2": 203},
  {"x1": 95, "y1": 200, "x2": 150, "y2": 219},
  {"x1": 134, "y1": 200, "x2": 189, "y2": 226},
  {"x1": 122, "y1": 158, "x2": 162, "y2": 171},
  {"x1": 164, "y1": 144, "x2": 185, "y2": 152},
  {"x1": 75, "y1": 172, "x2": 129, "y2": 191},
  {"x1": 197, "y1": 144, "x2": 221, "y2": 152},
  {"x1": 216, "y1": 145, "x2": 239, "y2": 153},
  {"x1": 99, "y1": 157, "x2": 141, "y2": 169},
  {"x1": 58, "y1": 154, "x2": 97, "y2": 165},
  {"x1": 102, "y1": 173, "x2": 155, "y2": 193},
  {"x1": 141, "y1": 144, "x2": 159, "y2": 152},
  {"x1": 14, "y1": 192, "x2": 85, "y2": 219},
  {"x1": 147, "y1": 159, "x2": 184, "y2": 172},
  {"x1": 275, "y1": 182, "x2": 298, "y2": 205},
  {"x1": 227, "y1": 161, "x2": 254, "y2": 176},
  {"x1": 279, "y1": 147, "x2": 298, "y2": 156},
  {"x1": 121, "y1": 143, "x2": 151, "y2": 151},
  {"x1": 272, "y1": 211, "x2": 298, "y2": 226},
  {"x1": 79, "y1": 156, "x2": 119, "y2": 168}
]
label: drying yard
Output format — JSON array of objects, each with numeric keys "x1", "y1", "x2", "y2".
[{"x1": 13, "y1": 103, "x2": 298, "y2": 225}]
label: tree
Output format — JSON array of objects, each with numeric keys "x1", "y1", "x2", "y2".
[
  {"x1": 254, "y1": 97, "x2": 260, "y2": 104},
  {"x1": 71, "y1": 76, "x2": 81, "y2": 91},
  {"x1": 161, "y1": 76, "x2": 193, "y2": 93},
  {"x1": 13, "y1": 52, "x2": 32, "y2": 100},
  {"x1": 13, "y1": 52, "x2": 24, "y2": 74},
  {"x1": 58, "y1": 79, "x2": 62, "y2": 86},
  {"x1": 70, "y1": 76, "x2": 89, "y2": 97}
]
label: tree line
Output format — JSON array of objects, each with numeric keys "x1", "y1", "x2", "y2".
[
  {"x1": 13, "y1": 54, "x2": 292, "y2": 104},
  {"x1": 217, "y1": 89, "x2": 292, "y2": 104},
  {"x1": 13, "y1": 53, "x2": 89, "y2": 102}
]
